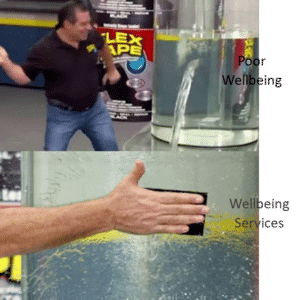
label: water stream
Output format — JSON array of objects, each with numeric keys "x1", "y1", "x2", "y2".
[{"x1": 170, "y1": 59, "x2": 201, "y2": 150}]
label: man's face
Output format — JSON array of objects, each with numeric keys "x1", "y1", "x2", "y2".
[{"x1": 65, "y1": 9, "x2": 92, "y2": 41}]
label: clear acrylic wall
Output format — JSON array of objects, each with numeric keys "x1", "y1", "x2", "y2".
[
  {"x1": 22, "y1": 152, "x2": 258, "y2": 299},
  {"x1": 153, "y1": 0, "x2": 259, "y2": 147}
]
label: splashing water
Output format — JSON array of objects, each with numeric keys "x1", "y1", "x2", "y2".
[{"x1": 170, "y1": 59, "x2": 201, "y2": 150}]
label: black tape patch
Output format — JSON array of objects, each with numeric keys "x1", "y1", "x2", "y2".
[{"x1": 146, "y1": 188, "x2": 208, "y2": 236}]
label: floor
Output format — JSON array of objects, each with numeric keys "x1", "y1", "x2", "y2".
[{"x1": 0, "y1": 85, "x2": 149, "y2": 151}]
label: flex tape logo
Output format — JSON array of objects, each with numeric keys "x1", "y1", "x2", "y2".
[
  {"x1": 0, "y1": 256, "x2": 21, "y2": 282},
  {"x1": 101, "y1": 31, "x2": 143, "y2": 57},
  {"x1": 97, "y1": 27, "x2": 154, "y2": 61}
]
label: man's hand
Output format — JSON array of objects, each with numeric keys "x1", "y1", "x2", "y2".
[
  {"x1": 106, "y1": 160, "x2": 209, "y2": 235},
  {"x1": 102, "y1": 67, "x2": 121, "y2": 86},
  {"x1": 0, "y1": 159, "x2": 209, "y2": 257},
  {"x1": 0, "y1": 46, "x2": 9, "y2": 66},
  {"x1": 0, "y1": 46, "x2": 31, "y2": 85}
]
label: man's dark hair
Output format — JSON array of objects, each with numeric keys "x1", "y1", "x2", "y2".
[{"x1": 56, "y1": 1, "x2": 90, "y2": 29}]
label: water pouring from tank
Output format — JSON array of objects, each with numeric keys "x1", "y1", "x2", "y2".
[
  {"x1": 170, "y1": 59, "x2": 200, "y2": 150},
  {"x1": 152, "y1": 0, "x2": 259, "y2": 147}
]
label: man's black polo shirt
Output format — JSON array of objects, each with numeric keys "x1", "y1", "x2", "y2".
[{"x1": 22, "y1": 30, "x2": 104, "y2": 110}]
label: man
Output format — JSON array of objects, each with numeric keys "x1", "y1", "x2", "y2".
[
  {"x1": 0, "y1": 1, "x2": 120, "y2": 151},
  {"x1": 0, "y1": 160, "x2": 210, "y2": 257}
]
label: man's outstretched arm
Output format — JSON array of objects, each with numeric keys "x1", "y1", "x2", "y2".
[
  {"x1": 0, "y1": 160, "x2": 209, "y2": 257},
  {"x1": 0, "y1": 46, "x2": 31, "y2": 85}
]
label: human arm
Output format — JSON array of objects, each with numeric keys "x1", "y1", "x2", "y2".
[
  {"x1": 0, "y1": 160, "x2": 209, "y2": 257},
  {"x1": 100, "y1": 43, "x2": 121, "y2": 85},
  {"x1": 0, "y1": 46, "x2": 32, "y2": 85}
]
